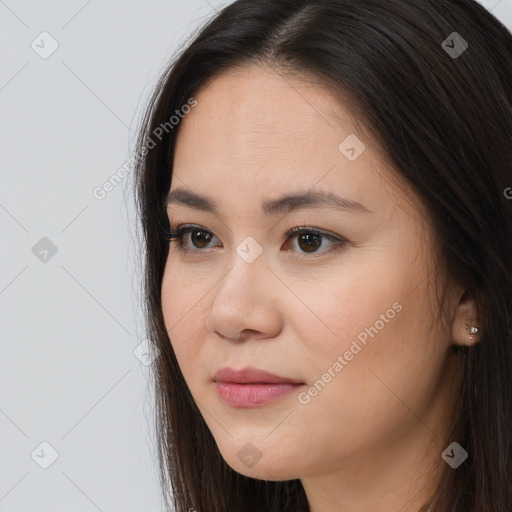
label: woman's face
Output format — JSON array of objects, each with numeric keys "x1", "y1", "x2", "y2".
[{"x1": 161, "y1": 65, "x2": 460, "y2": 485}]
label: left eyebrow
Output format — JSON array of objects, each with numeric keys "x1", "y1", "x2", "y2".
[{"x1": 166, "y1": 188, "x2": 372, "y2": 215}]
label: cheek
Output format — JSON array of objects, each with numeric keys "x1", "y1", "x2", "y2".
[
  {"x1": 293, "y1": 274, "x2": 445, "y2": 450},
  {"x1": 286, "y1": 264, "x2": 406, "y2": 363},
  {"x1": 161, "y1": 265, "x2": 206, "y2": 382},
  {"x1": 294, "y1": 260, "x2": 431, "y2": 376}
]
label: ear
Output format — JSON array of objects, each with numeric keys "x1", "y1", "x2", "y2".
[{"x1": 451, "y1": 290, "x2": 480, "y2": 347}]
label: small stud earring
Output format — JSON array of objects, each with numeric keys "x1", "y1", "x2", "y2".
[{"x1": 465, "y1": 322, "x2": 479, "y2": 342}]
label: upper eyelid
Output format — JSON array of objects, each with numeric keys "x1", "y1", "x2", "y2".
[
  {"x1": 169, "y1": 224, "x2": 345, "y2": 245},
  {"x1": 169, "y1": 223, "x2": 341, "y2": 237}
]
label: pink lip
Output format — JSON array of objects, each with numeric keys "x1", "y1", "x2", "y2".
[{"x1": 212, "y1": 366, "x2": 305, "y2": 408}]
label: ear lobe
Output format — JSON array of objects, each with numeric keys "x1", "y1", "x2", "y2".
[{"x1": 451, "y1": 291, "x2": 480, "y2": 347}]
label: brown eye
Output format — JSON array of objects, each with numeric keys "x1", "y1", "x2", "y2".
[
  {"x1": 168, "y1": 226, "x2": 217, "y2": 251},
  {"x1": 296, "y1": 232, "x2": 322, "y2": 253},
  {"x1": 284, "y1": 227, "x2": 346, "y2": 257},
  {"x1": 189, "y1": 229, "x2": 213, "y2": 249}
]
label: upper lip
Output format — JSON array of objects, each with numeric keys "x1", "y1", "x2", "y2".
[{"x1": 213, "y1": 366, "x2": 304, "y2": 385}]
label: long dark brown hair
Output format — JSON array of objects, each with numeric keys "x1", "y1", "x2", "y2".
[{"x1": 133, "y1": 1, "x2": 512, "y2": 510}]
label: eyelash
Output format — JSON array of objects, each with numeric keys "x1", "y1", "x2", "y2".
[{"x1": 165, "y1": 223, "x2": 347, "y2": 259}]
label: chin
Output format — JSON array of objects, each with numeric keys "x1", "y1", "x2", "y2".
[{"x1": 216, "y1": 439, "x2": 303, "y2": 481}]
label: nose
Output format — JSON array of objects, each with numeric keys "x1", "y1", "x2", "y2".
[{"x1": 205, "y1": 255, "x2": 282, "y2": 342}]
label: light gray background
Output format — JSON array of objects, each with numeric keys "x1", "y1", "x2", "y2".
[{"x1": 1, "y1": 1, "x2": 511, "y2": 511}]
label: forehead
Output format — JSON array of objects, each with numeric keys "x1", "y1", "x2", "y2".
[
  {"x1": 175, "y1": 64, "x2": 363, "y2": 154},
  {"x1": 171, "y1": 64, "x2": 406, "y2": 220}
]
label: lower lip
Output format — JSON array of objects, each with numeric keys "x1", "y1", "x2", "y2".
[{"x1": 214, "y1": 382, "x2": 304, "y2": 407}]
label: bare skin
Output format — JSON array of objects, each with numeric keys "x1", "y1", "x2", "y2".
[{"x1": 161, "y1": 64, "x2": 478, "y2": 512}]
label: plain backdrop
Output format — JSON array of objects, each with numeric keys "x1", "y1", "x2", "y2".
[{"x1": 1, "y1": 1, "x2": 511, "y2": 511}]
